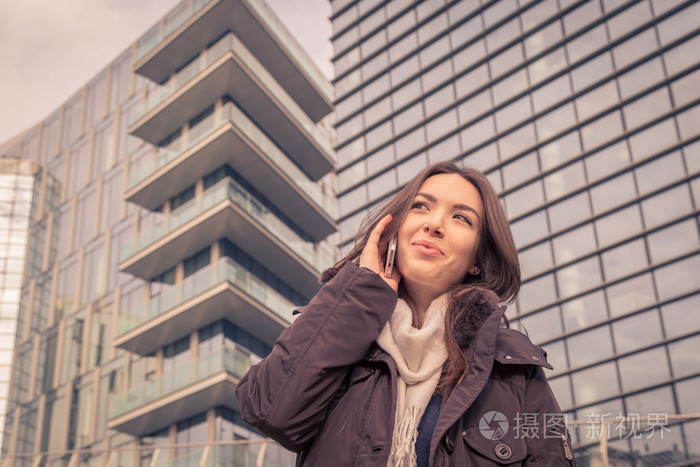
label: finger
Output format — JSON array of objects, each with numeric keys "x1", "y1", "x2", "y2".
[{"x1": 368, "y1": 214, "x2": 392, "y2": 246}]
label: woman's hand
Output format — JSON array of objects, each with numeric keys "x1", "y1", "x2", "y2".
[{"x1": 359, "y1": 214, "x2": 401, "y2": 291}]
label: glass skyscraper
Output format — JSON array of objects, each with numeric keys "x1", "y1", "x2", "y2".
[
  {"x1": 0, "y1": 157, "x2": 41, "y2": 453},
  {"x1": 330, "y1": 0, "x2": 699, "y2": 463},
  {"x1": 0, "y1": 0, "x2": 335, "y2": 465}
]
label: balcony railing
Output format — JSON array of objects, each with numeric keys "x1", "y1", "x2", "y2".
[
  {"x1": 0, "y1": 439, "x2": 294, "y2": 467},
  {"x1": 110, "y1": 347, "x2": 249, "y2": 420},
  {"x1": 130, "y1": 33, "x2": 230, "y2": 125},
  {"x1": 121, "y1": 177, "x2": 329, "y2": 271},
  {"x1": 5, "y1": 416, "x2": 700, "y2": 467},
  {"x1": 127, "y1": 101, "x2": 336, "y2": 218},
  {"x1": 117, "y1": 257, "x2": 296, "y2": 336},
  {"x1": 130, "y1": 33, "x2": 334, "y2": 160},
  {"x1": 244, "y1": 0, "x2": 332, "y2": 99},
  {"x1": 133, "y1": 0, "x2": 331, "y2": 101},
  {"x1": 135, "y1": 0, "x2": 214, "y2": 62}
]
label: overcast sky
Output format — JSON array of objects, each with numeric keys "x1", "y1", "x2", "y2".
[{"x1": 0, "y1": 0, "x2": 333, "y2": 145}]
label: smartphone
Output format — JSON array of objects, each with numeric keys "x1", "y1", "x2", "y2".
[{"x1": 384, "y1": 235, "x2": 398, "y2": 278}]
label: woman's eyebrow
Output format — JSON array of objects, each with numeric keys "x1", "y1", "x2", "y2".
[{"x1": 416, "y1": 192, "x2": 481, "y2": 220}]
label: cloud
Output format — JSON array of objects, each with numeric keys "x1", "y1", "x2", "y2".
[{"x1": 0, "y1": 0, "x2": 332, "y2": 145}]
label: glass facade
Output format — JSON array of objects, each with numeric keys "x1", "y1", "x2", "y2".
[
  {"x1": 0, "y1": 0, "x2": 335, "y2": 465},
  {"x1": 0, "y1": 159, "x2": 40, "y2": 452},
  {"x1": 331, "y1": 0, "x2": 700, "y2": 463}
]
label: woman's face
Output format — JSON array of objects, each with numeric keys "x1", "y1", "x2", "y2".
[{"x1": 395, "y1": 173, "x2": 483, "y2": 297}]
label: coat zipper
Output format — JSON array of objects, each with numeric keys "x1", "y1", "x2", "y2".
[
  {"x1": 561, "y1": 433, "x2": 573, "y2": 461},
  {"x1": 442, "y1": 445, "x2": 447, "y2": 467}
]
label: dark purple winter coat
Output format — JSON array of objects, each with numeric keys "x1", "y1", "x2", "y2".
[{"x1": 236, "y1": 262, "x2": 576, "y2": 466}]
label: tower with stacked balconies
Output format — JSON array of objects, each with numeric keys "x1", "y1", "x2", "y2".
[
  {"x1": 0, "y1": 0, "x2": 336, "y2": 465},
  {"x1": 108, "y1": 0, "x2": 337, "y2": 464}
]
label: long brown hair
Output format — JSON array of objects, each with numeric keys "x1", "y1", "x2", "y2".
[{"x1": 325, "y1": 161, "x2": 521, "y2": 388}]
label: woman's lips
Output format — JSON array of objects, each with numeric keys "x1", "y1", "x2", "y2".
[{"x1": 412, "y1": 240, "x2": 443, "y2": 256}]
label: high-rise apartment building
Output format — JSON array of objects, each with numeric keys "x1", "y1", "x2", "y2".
[
  {"x1": 330, "y1": 0, "x2": 699, "y2": 463},
  {"x1": 1, "y1": 0, "x2": 335, "y2": 465}
]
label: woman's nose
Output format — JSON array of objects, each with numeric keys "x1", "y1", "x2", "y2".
[{"x1": 423, "y1": 216, "x2": 444, "y2": 236}]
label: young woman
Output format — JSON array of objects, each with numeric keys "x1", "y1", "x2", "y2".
[{"x1": 236, "y1": 161, "x2": 575, "y2": 466}]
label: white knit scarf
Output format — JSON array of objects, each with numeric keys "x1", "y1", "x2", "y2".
[{"x1": 376, "y1": 294, "x2": 449, "y2": 467}]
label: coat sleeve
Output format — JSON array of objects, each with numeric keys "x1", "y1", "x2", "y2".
[
  {"x1": 234, "y1": 262, "x2": 398, "y2": 452},
  {"x1": 522, "y1": 366, "x2": 577, "y2": 465}
]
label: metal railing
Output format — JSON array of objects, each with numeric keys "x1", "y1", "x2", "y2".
[
  {"x1": 110, "y1": 347, "x2": 251, "y2": 419},
  {"x1": 0, "y1": 438, "x2": 294, "y2": 467},
  {"x1": 117, "y1": 256, "x2": 296, "y2": 337},
  {"x1": 4, "y1": 414, "x2": 697, "y2": 466},
  {"x1": 135, "y1": 0, "x2": 213, "y2": 61},
  {"x1": 567, "y1": 414, "x2": 700, "y2": 466},
  {"x1": 127, "y1": 101, "x2": 336, "y2": 218},
  {"x1": 121, "y1": 177, "x2": 331, "y2": 272},
  {"x1": 130, "y1": 33, "x2": 335, "y2": 160}
]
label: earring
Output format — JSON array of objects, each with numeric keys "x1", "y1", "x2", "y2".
[{"x1": 470, "y1": 267, "x2": 480, "y2": 275}]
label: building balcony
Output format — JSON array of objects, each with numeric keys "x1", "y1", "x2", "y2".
[
  {"x1": 115, "y1": 257, "x2": 296, "y2": 355},
  {"x1": 133, "y1": 0, "x2": 332, "y2": 123},
  {"x1": 119, "y1": 177, "x2": 329, "y2": 297},
  {"x1": 129, "y1": 33, "x2": 334, "y2": 181},
  {"x1": 126, "y1": 101, "x2": 336, "y2": 241},
  {"x1": 108, "y1": 347, "x2": 248, "y2": 436}
]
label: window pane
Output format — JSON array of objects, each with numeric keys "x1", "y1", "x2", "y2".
[
  {"x1": 602, "y1": 239, "x2": 648, "y2": 281},
  {"x1": 585, "y1": 141, "x2": 630, "y2": 182},
  {"x1": 656, "y1": 1, "x2": 700, "y2": 45},
  {"x1": 539, "y1": 131, "x2": 581, "y2": 171},
  {"x1": 518, "y1": 274, "x2": 557, "y2": 313},
  {"x1": 654, "y1": 254, "x2": 700, "y2": 301},
  {"x1": 612, "y1": 309, "x2": 663, "y2": 354},
  {"x1": 618, "y1": 347, "x2": 670, "y2": 392},
  {"x1": 505, "y1": 181, "x2": 544, "y2": 218},
  {"x1": 544, "y1": 161, "x2": 586, "y2": 201},
  {"x1": 572, "y1": 362, "x2": 620, "y2": 406},
  {"x1": 668, "y1": 334, "x2": 700, "y2": 378},
  {"x1": 622, "y1": 88, "x2": 672, "y2": 130},
  {"x1": 535, "y1": 102, "x2": 576, "y2": 140},
  {"x1": 617, "y1": 57, "x2": 665, "y2": 99},
  {"x1": 519, "y1": 241, "x2": 553, "y2": 278},
  {"x1": 612, "y1": 28, "x2": 658, "y2": 69},
  {"x1": 606, "y1": 273, "x2": 657, "y2": 317},
  {"x1": 552, "y1": 224, "x2": 597, "y2": 263},
  {"x1": 625, "y1": 386, "x2": 676, "y2": 423},
  {"x1": 502, "y1": 152, "x2": 539, "y2": 188},
  {"x1": 510, "y1": 211, "x2": 549, "y2": 247},
  {"x1": 590, "y1": 173, "x2": 637, "y2": 214},
  {"x1": 662, "y1": 294, "x2": 700, "y2": 338},
  {"x1": 575, "y1": 81, "x2": 619, "y2": 121},
  {"x1": 562, "y1": 290, "x2": 608, "y2": 332},
  {"x1": 548, "y1": 375, "x2": 573, "y2": 411},
  {"x1": 568, "y1": 325, "x2": 615, "y2": 368},
  {"x1": 581, "y1": 112, "x2": 624, "y2": 151},
  {"x1": 566, "y1": 24, "x2": 607, "y2": 63},
  {"x1": 606, "y1": 0, "x2": 652, "y2": 40},
  {"x1": 518, "y1": 306, "x2": 562, "y2": 344},
  {"x1": 647, "y1": 219, "x2": 700, "y2": 264},
  {"x1": 641, "y1": 184, "x2": 693, "y2": 229},
  {"x1": 563, "y1": 1, "x2": 603, "y2": 35},
  {"x1": 548, "y1": 193, "x2": 591, "y2": 232},
  {"x1": 557, "y1": 256, "x2": 602, "y2": 297}
]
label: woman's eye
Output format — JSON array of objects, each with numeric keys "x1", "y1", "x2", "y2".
[
  {"x1": 412, "y1": 201, "x2": 428, "y2": 210},
  {"x1": 455, "y1": 214, "x2": 473, "y2": 225}
]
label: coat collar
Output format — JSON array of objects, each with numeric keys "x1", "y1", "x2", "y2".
[{"x1": 494, "y1": 327, "x2": 553, "y2": 370}]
